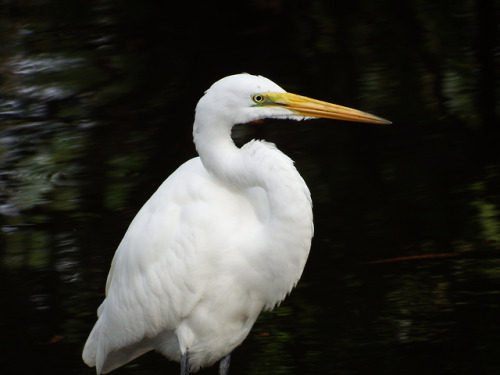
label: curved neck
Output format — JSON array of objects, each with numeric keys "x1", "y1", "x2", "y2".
[
  {"x1": 193, "y1": 115, "x2": 312, "y2": 217},
  {"x1": 193, "y1": 115, "x2": 313, "y2": 307},
  {"x1": 193, "y1": 114, "x2": 251, "y2": 188},
  {"x1": 193, "y1": 113, "x2": 312, "y2": 237}
]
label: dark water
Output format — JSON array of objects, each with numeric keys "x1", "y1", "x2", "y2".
[{"x1": 1, "y1": 1, "x2": 499, "y2": 374}]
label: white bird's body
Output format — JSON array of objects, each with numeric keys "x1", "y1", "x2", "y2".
[{"x1": 83, "y1": 74, "x2": 389, "y2": 374}]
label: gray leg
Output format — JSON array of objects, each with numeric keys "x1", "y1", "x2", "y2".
[
  {"x1": 181, "y1": 349, "x2": 189, "y2": 375},
  {"x1": 219, "y1": 354, "x2": 231, "y2": 375}
]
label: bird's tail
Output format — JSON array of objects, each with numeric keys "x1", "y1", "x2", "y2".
[
  {"x1": 83, "y1": 319, "x2": 155, "y2": 374},
  {"x1": 82, "y1": 320, "x2": 100, "y2": 370}
]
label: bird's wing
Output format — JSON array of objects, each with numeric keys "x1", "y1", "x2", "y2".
[{"x1": 83, "y1": 157, "x2": 264, "y2": 373}]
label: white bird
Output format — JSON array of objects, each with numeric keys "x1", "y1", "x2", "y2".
[{"x1": 82, "y1": 73, "x2": 390, "y2": 375}]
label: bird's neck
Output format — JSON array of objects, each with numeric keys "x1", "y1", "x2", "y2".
[
  {"x1": 193, "y1": 120, "x2": 312, "y2": 217},
  {"x1": 193, "y1": 122, "x2": 243, "y2": 186},
  {"x1": 194, "y1": 122, "x2": 313, "y2": 307}
]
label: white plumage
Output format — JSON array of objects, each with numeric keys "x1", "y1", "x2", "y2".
[{"x1": 83, "y1": 74, "x2": 389, "y2": 374}]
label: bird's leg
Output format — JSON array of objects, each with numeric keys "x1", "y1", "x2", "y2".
[
  {"x1": 180, "y1": 348, "x2": 190, "y2": 375},
  {"x1": 219, "y1": 354, "x2": 231, "y2": 375}
]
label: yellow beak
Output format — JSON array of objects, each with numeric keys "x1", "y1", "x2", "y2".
[{"x1": 267, "y1": 92, "x2": 391, "y2": 125}]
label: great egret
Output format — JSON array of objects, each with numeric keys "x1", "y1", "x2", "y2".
[{"x1": 82, "y1": 73, "x2": 390, "y2": 375}]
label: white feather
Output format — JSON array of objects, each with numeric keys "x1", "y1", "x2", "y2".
[{"x1": 83, "y1": 73, "x2": 314, "y2": 373}]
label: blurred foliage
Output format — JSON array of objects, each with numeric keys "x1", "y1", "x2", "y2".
[{"x1": 0, "y1": 0, "x2": 499, "y2": 374}]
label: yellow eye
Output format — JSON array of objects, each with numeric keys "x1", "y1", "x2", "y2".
[{"x1": 251, "y1": 94, "x2": 266, "y2": 104}]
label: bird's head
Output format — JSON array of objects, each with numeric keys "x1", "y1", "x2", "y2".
[{"x1": 194, "y1": 73, "x2": 391, "y2": 131}]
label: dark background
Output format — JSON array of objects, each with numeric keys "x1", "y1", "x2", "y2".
[{"x1": 1, "y1": 0, "x2": 499, "y2": 374}]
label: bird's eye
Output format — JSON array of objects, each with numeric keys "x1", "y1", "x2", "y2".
[{"x1": 251, "y1": 94, "x2": 266, "y2": 104}]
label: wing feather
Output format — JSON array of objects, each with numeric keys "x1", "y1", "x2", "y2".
[{"x1": 83, "y1": 157, "x2": 246, "y2": 372}]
